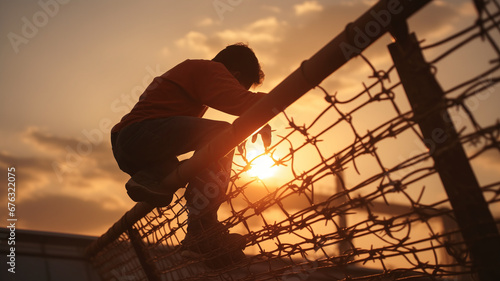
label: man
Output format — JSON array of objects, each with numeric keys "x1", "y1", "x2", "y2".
[{"x1": 110, "y1": 43, "x2": 271, "y2": 268}]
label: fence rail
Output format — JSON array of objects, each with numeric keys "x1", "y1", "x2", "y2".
[{"x1": 87, "y1": 0, "x2": 500, "y2": 280}]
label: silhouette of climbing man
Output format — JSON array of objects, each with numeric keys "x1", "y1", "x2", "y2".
[{"x1": 110, "y1": 43, "x2": 271, "y2": 268}]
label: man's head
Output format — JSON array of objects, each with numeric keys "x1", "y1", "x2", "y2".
[{"x1": 212, "y1": 43, "x2": 264, "y2": 90}]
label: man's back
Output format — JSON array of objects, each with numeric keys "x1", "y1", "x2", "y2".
[{"x1": 112, "y1": 59, "x2": 265, "y2": 133}]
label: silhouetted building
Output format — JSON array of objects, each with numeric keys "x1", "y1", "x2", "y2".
[{"x1": 0, "y1": 228, "x2": 100, "y2": 281}]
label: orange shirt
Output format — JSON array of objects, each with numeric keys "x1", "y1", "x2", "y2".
[{"x1": 111, "y1": 59, "x2": 266, "y2": 133}]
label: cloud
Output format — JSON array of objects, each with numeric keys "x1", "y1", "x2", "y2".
[
  {"x1": 23, "y1": 126, "x2": 81, "y2": 152},
  {"x1": 294, "y1": 1, "x2": 323, "y2": 16},
  {"x1": 169, "y1": 1, "x2": 471, "y2": 91},
  {"x1": 0, "y1": 151, "x2": 53, "y2": 190},
  {"x1": 198, "y1": 17, "x2": 215, "y2": 27},
  {"x1": 0, "y1": 127, "x2": 133, "y2": 235},
  {"x1": 167, "y1": 0, "x2": 478, "y2": 101},
  {"x1": 261, "y1": 5, "x2": 281, "y2": 14},
  {"x1": 174, "y1": 16, "x2": 288, "y2": 68},
  {"x1": 409, "y1": 1, "x2": 475, "y2": 42},
  {"x1": 471, "y1": 148, "x2": 500, "y2": 175},
  {"x1": 216, "y1": 17, "x2": 284, "y2": 45},
  {"x1": 175, "y1": 31, "x2": 211, "y2": 57},
  {"x1": 21, "y1": 127, "x2": 122, "y2": 182},
  {"x1": 11, "y1": 193, "x2": 127, "y2": 236}
]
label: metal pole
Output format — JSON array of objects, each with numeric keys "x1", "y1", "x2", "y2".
[
  {"x1": 334, "y1": 171, "x2": 352, "y2": 257},
  {"x1": 85, "y1": 202, "x2": 153, "y2": 258},
  {"x1": 388, "y1": 31, "x2": 500, "y2": 281},
  {"x1": 128, "y1": 227, "x2": 162, "y2": 281}
]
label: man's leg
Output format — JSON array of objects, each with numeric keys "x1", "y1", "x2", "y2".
[
  {"x1": 149, "y1": 117, "x2": 246, "y2": 266},
  {"x1": 113, "y1": 117, "x2": 233, "y2": 206},
  {"x1": 112, "y1": 120, "x2": 182, "y2": 206},
  {"x1": 153, "y1": 116, "x2": 234, "y2": 234},
  {"x1": 184, "y1": 151, "x2": 233, "y2": 234},
  {"x1": 112, "y1": 120, "x2": 180, "y2": 177},
  {"x1": 113, "y1": 117, "x2": 244, "y2": 266},
  {"x1": 180, "y1": 150, "x2": 248, "y2": 268}
]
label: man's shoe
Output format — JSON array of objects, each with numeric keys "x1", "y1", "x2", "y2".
[
  {"x1": 180, "y1": 231, "x2": 247, "y2": 269},
  {"x1": 125, "y1": 171, "x2": 175, "y2": 207}
]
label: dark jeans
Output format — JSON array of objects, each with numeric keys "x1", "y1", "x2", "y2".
[{"x1": 111, "y1": 116, "x2": 234, "y2": 234}]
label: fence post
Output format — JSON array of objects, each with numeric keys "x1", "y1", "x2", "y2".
[
  {"x1": 388, "y1": 29, "x2": 500, "y2": 280},
  {"x1": 128, "y1": 227, "x2": 161, "y2": 281}
]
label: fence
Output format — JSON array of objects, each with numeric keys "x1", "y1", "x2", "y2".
[{"x1": 86, "y1": 0, "x2": 500, "y2": 280}]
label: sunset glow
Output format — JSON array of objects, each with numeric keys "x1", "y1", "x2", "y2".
[
  {"x1": 246, "y1": 150, "x2": 278, "y2": 179},
  {"x1": 1, "y1": 0, "x2": 497, "y2": 243}
]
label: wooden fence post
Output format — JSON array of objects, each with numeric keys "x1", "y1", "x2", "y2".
[{"x1": 388, "y1": 29, "x2": 500, "y2": 281}]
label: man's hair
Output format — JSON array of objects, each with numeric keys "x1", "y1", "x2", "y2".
[{"x1": 212, "y1": 43, "x2": 264, "y2": 88}]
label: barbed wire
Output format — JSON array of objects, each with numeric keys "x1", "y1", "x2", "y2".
[{"x1": 89, "y1": 1, "x2": 500, "y2": 280}]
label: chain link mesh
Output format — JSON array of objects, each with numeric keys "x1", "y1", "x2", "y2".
[{"x1": 89, "y1": 1, "x2": 500, "y2": 280}]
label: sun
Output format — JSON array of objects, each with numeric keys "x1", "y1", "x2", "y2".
[{"x1": 246, "y1": 150, "x2": 278, "y2": 179}]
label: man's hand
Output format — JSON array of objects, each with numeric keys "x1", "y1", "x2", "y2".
[{"x1": 252, "y1": 124, "x2": 272, "y2": 149}]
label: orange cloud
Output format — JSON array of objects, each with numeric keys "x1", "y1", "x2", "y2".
[
  {"x1": 294, "y1": 1, "x2": 323, "y2": 16},
  {"x1": 0, "y1": 127, "x2": 133, "y2": 235}
]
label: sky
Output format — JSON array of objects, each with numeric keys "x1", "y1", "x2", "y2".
[{"x1": 0, "y1": 0, "x2": 499, "y2": 238}]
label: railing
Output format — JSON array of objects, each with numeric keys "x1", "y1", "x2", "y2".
[{"x1": 86, "y1": 0, "x2": 500, "y2": 280}]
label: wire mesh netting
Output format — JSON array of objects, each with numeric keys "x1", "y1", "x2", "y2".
[{"x1": 88, "y1": 1, "x2": 500, "y2": 280}]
